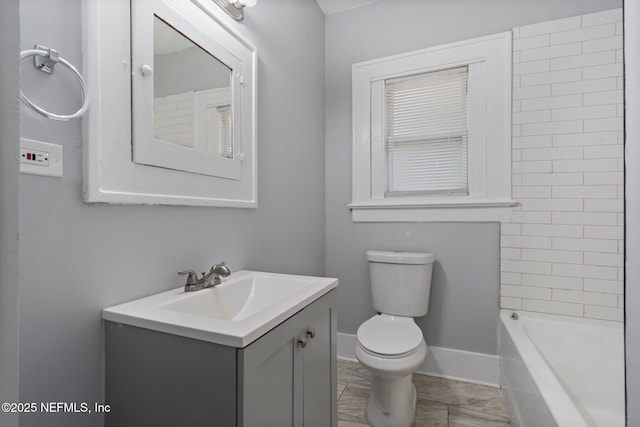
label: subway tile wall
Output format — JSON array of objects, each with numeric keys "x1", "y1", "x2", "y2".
[
  {"x1": 153, "y1": 92, "x2": 195, "y2": 148},
  {"x1": 501, "y1": 8, "x2": 624, "y2": 322}
]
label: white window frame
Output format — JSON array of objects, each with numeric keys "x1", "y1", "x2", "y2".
[
  {"x1": 350, "y1": 32, "x2": 515, "y2": 222},
  {"x1": 193, "y1": 88, "x2": 233, "y2": 159}
]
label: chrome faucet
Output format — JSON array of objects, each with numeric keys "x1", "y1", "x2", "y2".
[{"x1": 178, "y1": 262, "x2": 231, "y2": 292}]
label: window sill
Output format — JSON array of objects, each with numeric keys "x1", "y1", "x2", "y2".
[{"x1": 348, "y1": 199, "x2": 517, "y2": 222}]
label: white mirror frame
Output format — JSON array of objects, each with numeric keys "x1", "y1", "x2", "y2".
[
  {"x1": 133, "y1": 4, "x2": 242, "y2": 180},
  {"x1": 82, "y1": 0, "x2": 257, "y2": 207}
]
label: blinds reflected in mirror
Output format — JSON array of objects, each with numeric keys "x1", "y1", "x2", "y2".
[{"x1": 217, "y1": 105, "x2": 233, "y2": 159}]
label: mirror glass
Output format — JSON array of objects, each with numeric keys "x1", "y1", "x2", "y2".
[{"x1": 153, "y1": 16, "x2": 233, "y2": 159}]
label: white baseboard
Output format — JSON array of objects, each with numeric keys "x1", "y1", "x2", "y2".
[
  {"x1": 337, "y1": 332, "x2": 359, "y2": 360},
  {"x1": 338, "y1": 332, "x2": 499, "y2": 387}
]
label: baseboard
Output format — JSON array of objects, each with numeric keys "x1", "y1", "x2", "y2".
[{"x1": 338, "y1": 332, "x2": 500, "y2": 387}]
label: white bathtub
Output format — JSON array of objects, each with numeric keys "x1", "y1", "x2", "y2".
[{"x1": 499, "y1": 310, "x2": 624, "y2": 427}]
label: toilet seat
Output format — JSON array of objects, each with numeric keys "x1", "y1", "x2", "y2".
[{"x1": 356, "y1": 314, "x2": 423, "y2": 357}]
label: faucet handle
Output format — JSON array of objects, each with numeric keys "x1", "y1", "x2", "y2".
[{"x1": 178, "y1": 270, "x2": 199, "y2": 285}]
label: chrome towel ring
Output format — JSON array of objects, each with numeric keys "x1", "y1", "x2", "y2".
[{"x1": 19, "y1": 45, "x2": 89, "y2": 121}]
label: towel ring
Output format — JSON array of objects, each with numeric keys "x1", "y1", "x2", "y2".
[{"x1": 19, "y1": 46, "x2": 89, "y2": 121}]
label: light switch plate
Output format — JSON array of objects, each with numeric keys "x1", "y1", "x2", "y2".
[{"x1": 20, "y1": 138, "x2": 63, "y2": 177}]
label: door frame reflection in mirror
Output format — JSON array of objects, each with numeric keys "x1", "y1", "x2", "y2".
[{"x1": 82, "y1": 0, "x2": 257, "y2": 207}]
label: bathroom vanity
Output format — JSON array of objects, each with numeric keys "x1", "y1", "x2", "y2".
[{"x1": 103, "y1": 271, "x2": 338, "y2": 427}]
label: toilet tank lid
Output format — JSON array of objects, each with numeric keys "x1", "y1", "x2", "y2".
[{"x1": 367, "y1": 251, "x2": 434, "y2": 265}]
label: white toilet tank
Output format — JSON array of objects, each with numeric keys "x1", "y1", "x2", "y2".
[{"x1": 367, "y1": 250, "x2": 435, "y2": 317}]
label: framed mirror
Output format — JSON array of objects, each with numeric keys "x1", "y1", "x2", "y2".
[
  {"x1": 132, "y1": 1, "x2": 244, "y2": 180},
  {"x1": 83, "y1": 0, "x2": 257, "y2": 206}
]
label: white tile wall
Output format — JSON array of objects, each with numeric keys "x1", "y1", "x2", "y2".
[
  {"x1": 501, "y1": 8, "x2": 624, "y2": 322},
  {"x1": 153, "y1": 91, "x2": 195, "y2": 148}
]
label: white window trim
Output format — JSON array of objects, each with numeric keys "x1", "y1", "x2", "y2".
[
  {"x1": 193, "y1": 88, "x2": 233, "y2": 159},
  {"x1": 350, "y1": 32, "x2": 515, "y2": 222}
]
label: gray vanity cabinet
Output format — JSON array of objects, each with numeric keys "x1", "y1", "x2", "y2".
[
  {"x1": 238, "y1": 290, "x2": 337, "y2": 427},
  {"x1": 105, "y1": 290, "x2": 336, "y2": 427}
]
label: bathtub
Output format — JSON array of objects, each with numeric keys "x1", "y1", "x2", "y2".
[{"x1": 499, "y1": 310, "x2": 624, "y2": 427}]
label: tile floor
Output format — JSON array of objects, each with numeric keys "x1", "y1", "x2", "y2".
[{"x1": 337, "y1": 359, "x2": 511, "y2": 427}]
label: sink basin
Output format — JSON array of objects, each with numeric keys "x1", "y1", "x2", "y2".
[
  {"x1": 160, "y1": 273, "x2": 314, "y2": 321},
  {"x1": 103, "y1": 270, "x2": 338, "y2": 347}
]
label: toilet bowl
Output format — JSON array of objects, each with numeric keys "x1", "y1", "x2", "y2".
[
  {"x1": 355, "y1": 251, "x2": 434, "y2": 427},
  {"x1": 355, "y1": 314, "x2": 427, "y2": 427}
]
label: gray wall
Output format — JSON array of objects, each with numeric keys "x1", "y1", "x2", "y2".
[
  {"x1": 154, "y1": 47, "x2": 231, "y2": 97},
  {"x1": 0, "y1": 1, "x2": 20, "y2": 427},
  {"x1": 325, "y1": 0, "x2": 622, "y2": 355},
  {"x1": 18, "y1": 0, "x2": 325, "y2": 426},
  {"x1": 625, "y1": 0, "x2": 640, "y2": 424},
  {"x1": 12, "y1": 0, "x2": 637, "y2": 426}
]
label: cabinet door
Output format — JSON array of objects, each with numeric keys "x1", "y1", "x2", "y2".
[
  {"x1": 302, "y1": 306, "x2": 335, "y2": 427},
  {"x1": 239, "y1": 309, "x2": 306, "y2": 427},
  {"x1": 105, "y1": 323, "x2": 237, "y2": 427},
  {"x1": 239, "y1": 290, "x2": 337, "y2": 427}
]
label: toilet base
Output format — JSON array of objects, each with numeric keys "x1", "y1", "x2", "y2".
[{"x1": 366, "y1": 373, "x2": 417, "y2": 427}]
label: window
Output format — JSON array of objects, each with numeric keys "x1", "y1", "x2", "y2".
[
  {"x1": 385, "y1": 67, "x2": 469, "y2": 196},
  {"x1": 351, "y1": 32, "x2": 514, "y2": 222},
  {"x1": 193, "y1": 88, "x2": 234, "y2": 160}
]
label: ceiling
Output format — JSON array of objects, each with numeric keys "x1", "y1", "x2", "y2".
[{"x1": 315, "y1": 0, "x2": 381, "y2": 15}]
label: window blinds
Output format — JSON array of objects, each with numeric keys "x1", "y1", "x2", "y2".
[
  {"x1": 217, "y1": 105, "x2": 233, "y2": 159},
  {"x1": 384, "y1": 67, "x2": 469, "y2": 196}
]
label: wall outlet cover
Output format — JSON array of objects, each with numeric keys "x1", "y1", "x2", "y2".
[{"x1": 20, "y1": 137, "x2": 63, "y2": 178}]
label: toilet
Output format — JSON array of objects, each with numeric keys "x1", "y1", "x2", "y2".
[{"x1": 355, "y1": 250, "x2": 435, "y2": 427}]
